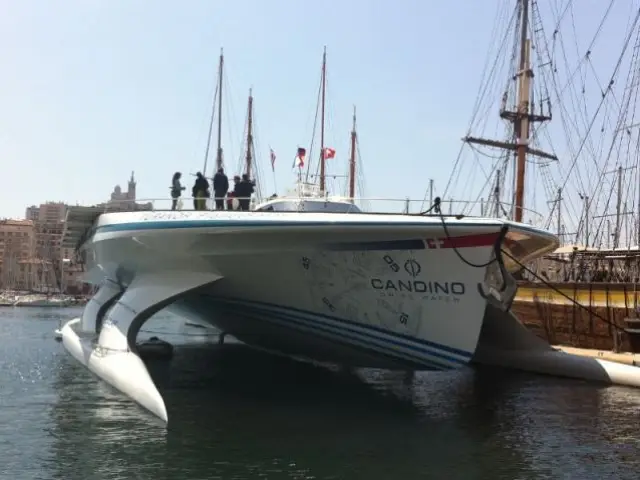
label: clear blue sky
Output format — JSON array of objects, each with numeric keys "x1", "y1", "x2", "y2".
[{"x1": 0, "y1": 0, "x2": 623, "y2": 223}]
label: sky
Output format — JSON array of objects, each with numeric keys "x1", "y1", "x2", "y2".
[{"x1": 0, "y1": 0, "x2": 623, "y2": 222}]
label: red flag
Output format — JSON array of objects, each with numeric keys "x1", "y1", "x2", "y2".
[
  {"x1": 323, "y1": 147, "x2": 336, "y2": 160},
  {"x1": 270, "y1": 148, "x2": 276, "y2": 171}
]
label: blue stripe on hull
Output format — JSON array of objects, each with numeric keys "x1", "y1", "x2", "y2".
[
  {"x1": 229, "y1": 306, "x2": 449, "y2": 371},
  {"x1": 323, "y1": 239, "x2": 426, "y2": 251},
  {"x1": 212, "y1": 297, "x2": 474, "y2": 360},
  {"x1": 95, "y1": 219, "x2": 504, "y2": 234},
  {"x1": 209, "y1": 298, "x2": 475, "y2": 370}
]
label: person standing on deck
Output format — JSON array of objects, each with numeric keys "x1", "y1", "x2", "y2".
[
  {"x1": 170, "y1": 172, "x2": 185, "y2": 210},
  {"x1": 192, "y1": 172, "x2": 210, "y2": 210},
  {"x1": 213, "y1": 168, "x2": 229, "y2": 210},
  {"x1": 235, "y1": 174, "x2": 255, "y2": 211},
  {"x1": 227, "y1": 175, "x2": 240, "y2": 210}
]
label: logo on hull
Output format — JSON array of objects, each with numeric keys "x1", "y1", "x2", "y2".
[{"x1": 370, "y1": 279, "x2": 466, "y2": 302}]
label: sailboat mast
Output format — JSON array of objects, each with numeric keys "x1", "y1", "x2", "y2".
[
  {"x1": 349, "y1": 106, "x2": 357, "y2": 201},
  {"x1": 320, "y1": 47, "x2": 327, "y2": 194},
  {"x1": 513, "y1": 0, "x2": 531, "y2": 223},
  {"x1": 216, "y1": 48, "x2": 224, "y2": 171},
  {"x1": 245, "y1": 88, "x2": 253, "y2": 177}
]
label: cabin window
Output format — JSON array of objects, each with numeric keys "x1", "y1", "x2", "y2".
[{"x1": 255, "y1": 200, "x2": 361, "y2": 213}]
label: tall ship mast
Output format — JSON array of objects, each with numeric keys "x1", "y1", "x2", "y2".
[{"x1": 457, "y1": 0, "x2": 556, "y2": 224}]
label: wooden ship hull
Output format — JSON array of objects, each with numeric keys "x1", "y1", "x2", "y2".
[{"x1": 512, "y1": 280, "x2": 639, "y2": 352}]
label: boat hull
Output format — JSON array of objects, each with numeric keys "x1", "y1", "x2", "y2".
[
  {"x1": 86, "y1": 212, "x2": 548, "y2": 370},
  {"x1": 60, "y1": 210, "x2": 559, "y2": 421}
]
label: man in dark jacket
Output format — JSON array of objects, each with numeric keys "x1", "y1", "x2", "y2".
[
  {"x1": 192, "y1": 172, "x2": 210, "y2": 210},
  {"x1": 212, "y1": 168, "x2": 229, "y2": 210},
  {"x1": 235, "y1": 174, "x2": 255, "y2": 211}
]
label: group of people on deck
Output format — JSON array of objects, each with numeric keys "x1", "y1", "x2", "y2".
[{"x1": 170, "y1": 168, "x2": 255, "y2": 211}]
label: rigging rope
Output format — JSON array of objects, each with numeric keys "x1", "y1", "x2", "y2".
[
  {"x1": 557, "y1": 9, "x2": 640, "y2": 200},
  {"x1": 420, "y1": 197, "x2": 499, "y2": 268},
  {"x1": 500, "y1": 249, "x2": 626, "y2": 332},
  {"x1": 422, "y1": 195, "x2": 629, "y2": 333}
]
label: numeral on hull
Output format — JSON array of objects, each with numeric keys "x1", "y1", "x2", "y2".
[
  {"x1": 322, "y1": 297, "x2": 336, "y2": 312},
  {"x1": 383, "y1": 255, "x2": 400, "y2": 272}
]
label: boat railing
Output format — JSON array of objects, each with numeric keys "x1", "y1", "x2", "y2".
[{"x1": 93, "y1": 196, "x2": 545, "y2": 226}]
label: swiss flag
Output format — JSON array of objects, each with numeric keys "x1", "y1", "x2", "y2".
[{"x1": 323, "y1": 147, "x2": 336, "y2": 160}]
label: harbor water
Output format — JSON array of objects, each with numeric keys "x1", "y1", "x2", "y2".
[{"x1": 1, "y1": 307, "x2": 640, "y2": 479}]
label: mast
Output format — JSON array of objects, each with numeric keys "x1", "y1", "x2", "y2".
[
  {"x1": 494, "y1": 170, "x2": 501, "y2": 218},
  {"x1": 615, "y1": 165, "x2": 623, "y2": 247},
  {"x1": 556, "y1": 187, "x2": 562, "y2": 241},
  {"x1": 245, "y1": 88, "x2": 254, "y2": 178},
  {"x1": 637, "y1": 168, "x2": 640, "y2": 247},
  {"x1": 463, "y1": 0, "x2": 555, "y2": 223},
  {"x1": 348, "y1": 106, "x2": 357, "y2": 201},
  {"x1": 202, "y1": 48, "x2": 224, "y2": 175},
  {"x1": 512, "y1": 0, "x2": 530, "y2": 223},
  {"x1": 216, "y1": 48, "x2": 224, "y2": 172},
  {"x1": 429, "y1": 179, "x2": 434, "y2": 206},
  {"x1": 319, "y1": 46, "x2": 327, "y2": 194}
]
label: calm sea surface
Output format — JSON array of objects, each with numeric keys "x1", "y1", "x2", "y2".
[{"x1": 1, "y1": 306, "x2": 640, "y2": 479}]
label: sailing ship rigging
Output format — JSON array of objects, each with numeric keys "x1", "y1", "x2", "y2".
[
  {"x1": 454, "y1": 0, "x2": 640, "y2": 352},
  {"x1": 446, "y1": 0, "x2": 640, "y2": 247},
  {"x1": 446, "y1": 0, "x2": 558, "y2": 227}
]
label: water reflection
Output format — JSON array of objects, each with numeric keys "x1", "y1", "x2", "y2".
[
  {"x1": 48, "y1": 354, "x2": 167, "y2": 480},
  {"x1": 3, "y1": 306, "x2": 637, "y2": 479},
  {"x1": 0, "y1": 306, "x2": 82, "y2": 321},
  {"x1": 47, "y1": 342, "x2": 547, "y2": 479}
]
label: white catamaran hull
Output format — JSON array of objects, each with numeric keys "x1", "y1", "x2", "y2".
[{"x1": 60, "y1": 209, "x2": 558, "y2": 422}]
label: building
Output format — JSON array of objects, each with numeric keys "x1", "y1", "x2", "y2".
[
  {"x1": 5, "y1": 172, "x2": 151, "y2": 293},
  {"x1": 25, "y1": 206, "x2": 38, "y2": 222},
  {"x1": 104, "y1": 171, "x2": 152, "y2": 212},
  {"x1": 0, "y1": 219, "x2": 35, "y2": 289},
  {"x1": 0, "y1": 219, "x2": 35, "y2": 260},
  {"x1": 25, "y1": 201, "x2": 67, "y2": 224},
  {"x1": 109, "y1": 171, "x2": 137, "y2": 206},
  {"x1": 18, "y1": 202, "x2": 69, "y2": 292}
]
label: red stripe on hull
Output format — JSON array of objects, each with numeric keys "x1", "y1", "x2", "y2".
[{"x1": 425, "y1": 232, "x2": 500, "y2": 249}]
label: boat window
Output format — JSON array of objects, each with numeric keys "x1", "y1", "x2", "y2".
[{"x1": 255, "y1": 200, "x2": 361, "y2": 213}]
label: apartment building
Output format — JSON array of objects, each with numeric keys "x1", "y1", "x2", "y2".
[{"x1": 0, "y1": 219, "x2": 36, "y2": 289}]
